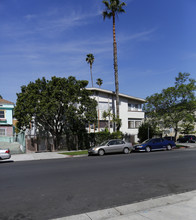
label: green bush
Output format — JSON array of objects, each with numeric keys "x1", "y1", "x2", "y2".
[
  {"x1": 138, "y1": 122, "x2": 157, "y2": 143},
  {"x1": 87, "y1": 130, "x2": 125, "y2": 147}
]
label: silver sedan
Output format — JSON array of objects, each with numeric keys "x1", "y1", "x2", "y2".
[
  {"x1": 0, "y1": 148, "x2": 11, "y2": 160},
  {"x1": 88, "y1": 139, "x2": 133, "y2": 156}
]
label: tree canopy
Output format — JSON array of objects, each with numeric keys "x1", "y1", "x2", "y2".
[
  {"x1": 14, "y1": 76, "x2": 97, "y2": 150},
  {"x1": 144, "y1": 73, "x2": 196, "y2": 140},
  {"x1": 96, "y1": 78, "x2": 103, "y2": 88}
]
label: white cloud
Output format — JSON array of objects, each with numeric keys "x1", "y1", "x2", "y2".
[{"x1": 118, "y1": 28, "x2": 157, "y2": 42}]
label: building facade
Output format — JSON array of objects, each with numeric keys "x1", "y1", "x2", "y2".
[
  {"x1": 0, "y1": 99, "x2": 14, "y2": 137},
  {"x1": 87, "y1": 88, "x2": 146, "y2": 142}
]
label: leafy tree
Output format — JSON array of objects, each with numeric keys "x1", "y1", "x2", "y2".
[
  {"x1": 180, "y1": 110, "x2": 196, "y2": 134},
  {"x1": 102, "y1": 109, "x2": 113, "y2": 131},
  {"x1": 138, "y1": 122, "x2": 158, "y2": 143},
  {"x1": 144, "y1": 73, "x2": 196, "y2": 141},
  {"x1": 14, "y1": 76, "x2": 97, "y2": 150},
  {"x1": 96, "y1": 78, "x2": 103, "y2": 88},
  {"x1": 102, "y1": 0, "x2": 126, "y2": 129},
  {"x1": 0, "y1": 95, "x2": 2, "y2": 99},
  {"x1": 86, "y1": 53, "x2": 95, "y2": 87},
  {"x1": 102, "y1": 109, "x2": 122, "y2": 131}
]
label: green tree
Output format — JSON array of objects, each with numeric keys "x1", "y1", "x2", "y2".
[
  {"x1": 102, "y1": 109, "x2": 113, "y2": 131},
  {"x1": 86, "y1": 53, "x2": 95, "y2": 87},
  {"x1": 102, "y1": 0, "x2": 126, "y2": 129},
  {"x1": 144, "y1": 73, "x2": 196, "y2": 141},
  {"x1": 138, "y1": 122, "x2": 158, "y2": 143},
  {"x1": 14, "y1": 76, "x2": 97, "y2": 150},
  {"x1": 0, "y1": 95, "x2": 2, "y2": 99},
  {"x1": 96, "y1": 78, "x2": 103, "y2": 88},
  {"x1": 102, "y1": 109, "x2": 122, "y2": 131}
]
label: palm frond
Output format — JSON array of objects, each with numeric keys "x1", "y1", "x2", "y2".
[
  {"x1": 102, "y1": 11, "x2": 113, "y2": 19},
  {"x1": 102, "y1": 0, "x2": 110, "y2": 9}
]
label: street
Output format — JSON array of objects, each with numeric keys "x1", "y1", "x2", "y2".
[{"x1": 0, "y1": 149, "x2": 196, "y2": 220}]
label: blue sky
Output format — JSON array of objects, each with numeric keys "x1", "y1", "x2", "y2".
[{"x1": 0, "y1": 0, "x2": 196, "y2": 103}]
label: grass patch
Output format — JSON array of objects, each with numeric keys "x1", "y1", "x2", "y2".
[
  {"x1": 175, "y1": 145, "x2": 189, "y2": 148},
  {"x1": 59, "y1": 150, "x2": 88, "y2": 156}
]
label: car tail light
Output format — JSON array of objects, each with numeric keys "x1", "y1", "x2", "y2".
[{"x1": 5, "y1": 150, "x2": 10, "y2": 154}]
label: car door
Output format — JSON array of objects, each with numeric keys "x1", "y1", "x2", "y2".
[
  {"x1": 150, "y1": 138, "x2": 163, "y2": 150},
  {"x1": 106, "y1": 140, "x2": 118, "y2": 153},
  {"x1": 115, "y1": 140, "x2": 125, "y2": 152}
]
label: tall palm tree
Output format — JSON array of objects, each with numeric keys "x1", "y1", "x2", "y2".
[
  {"x1": 96, "y1": 78, "x2": 103, "y2": 88},
  {"x1": 96, "y1": 78, "x2": 103, "y2": 131},
  {"x1": 102, "y1": 0, "x2": 126, "y2": 130},
  {"x1": 86, "y1": 53, "x2": 95, "y2": 87}
]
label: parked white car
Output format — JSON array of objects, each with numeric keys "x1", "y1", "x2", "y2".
[
  {"x1": 88, "y1": 139, "x2": 133, "y2": 156},
  {"x1": 0, "y1": 148, "x2": 11, "y2": 160}
]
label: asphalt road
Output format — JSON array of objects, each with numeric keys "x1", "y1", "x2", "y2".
[{"x1": 1, "y1": 149, "x2": 196, "y2": 220}]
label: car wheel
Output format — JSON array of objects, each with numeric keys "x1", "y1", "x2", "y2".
[
  {"x1": 166, "y1": 144, "x2": 172, "y2": 150},
  {"x1": 123, "y1": 148, "x2": 130, "y2": 154},
  {"x1": 145, "y1": 146, "x2": 151, "y2": 152},
  {"x1": 98, "y1": 149, "x2": 105, "y2": 156}
]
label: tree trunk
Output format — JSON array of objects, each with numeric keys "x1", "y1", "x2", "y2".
[
  {"x1": 90, "y1": 64, "x2": 93, "y2": 87},
  {"x1": 113, "y1": 13, "x2": 120, "y2": 131},
  {"x1": 174, "y1": 124, "x2": 178, "y2": 142}
]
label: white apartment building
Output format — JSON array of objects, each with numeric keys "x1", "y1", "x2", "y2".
[{"x1": 87, "y1": 88, "x2": 146, "y2": 142}]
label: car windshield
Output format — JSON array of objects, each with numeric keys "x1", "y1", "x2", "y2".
[
  {"x1": 100, "y1": 140, "x2": 109, "y2": 146},
  {"x1": 142, "y1": 139, "x2": 153, "y2": 144}
]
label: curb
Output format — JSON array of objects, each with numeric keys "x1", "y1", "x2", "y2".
[{"x1": 52, "y1": 190, "x2": 196, "y2": 220}]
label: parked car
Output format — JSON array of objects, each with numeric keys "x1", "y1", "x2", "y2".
[
  {"x1": 0, "y1": 148, "x2": 11, "y2": 160},
  {"x1": 163, "y1": 136, "x2": 175, "y2": 141},
  {"x1": 133, "y1": 138, "x2": 176, "y2": 152},
  {"x1": 88, "y1": 139, "x2": 133, "y2": 156},
  {"x1": 177, "y1": 135, "x2": 196, "y2": 143}
]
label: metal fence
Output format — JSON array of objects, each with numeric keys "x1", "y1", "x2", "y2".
[{"x1": 0, "y1": 132, "x2": 26, "y2": 153}]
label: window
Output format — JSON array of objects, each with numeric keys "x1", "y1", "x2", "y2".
[
  {"x1": 99, "y1": 102, "x2": 112, "y2": 111},
  {"x1": 0, "y1": 110, "x2": 5, "y2": 118},
  {"x1": 0, "y1": 128, "x2": 5, "y2": 136},
  {"x1": 128, "y1": 103, "x2": 142, "y2": 111},
  {"x1": 116, "y1": 140, "x2": 124, "y2": 145},
  {"x1": 128, "y1": 119, "x2": 142, "y2": 129},
  {"x1": 128, "y1": 121, "x2": 135, "y2": 129},
  {"x1": 135, "y1": 121, "x2": 141, "y2": 128},
  {"x1": 109, "y1": 140, "x2": 117, "y2": 145}
]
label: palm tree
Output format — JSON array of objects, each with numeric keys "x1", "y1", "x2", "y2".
[
  {"x1": 86, "y1": 53, "x2": 95, "y2": 87},
  {"x1": 102, "y1": 0, "x2": 126, "y2": 130},
  {"x1": 96, "y1": 78, "x2": 103, "y2": 131},
  {"x1": 96, "y1": 78, "x2": 103, "y2": 88}
]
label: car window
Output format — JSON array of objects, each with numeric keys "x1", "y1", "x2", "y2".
[
  {"x1": 109, "y1": 140, "x2": 117, "y2": 145},
  {"x1": 100, "y1": 141, "x2": 108, "y2": 146},
  {"x1": 116, "y1": 140, "x2": 124, "y2": 145},
  {"x1": 152, "y1": 138, "x2": 159, "y2": 143}
]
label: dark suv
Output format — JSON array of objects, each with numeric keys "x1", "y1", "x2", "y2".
[{"x1": 177, "y1": 135, "x2": 196, "y2": 143}]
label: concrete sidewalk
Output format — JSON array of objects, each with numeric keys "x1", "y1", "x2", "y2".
[
  {"x1": 53, "y1": 190, "x2": 196, "y2": 220},
  {"x1": 9, "y1": 151, "x2": 71, "y2": 162}
]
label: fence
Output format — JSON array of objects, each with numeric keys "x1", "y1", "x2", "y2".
[
  {"x1": 0, "y1": 132, "x2": 136, "y2": 154},
  {"x1": 0, "y1": 132, "x2": 26, "y2": 153}
]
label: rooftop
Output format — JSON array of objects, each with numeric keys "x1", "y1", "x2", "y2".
[
  {"x1": 87, "y1": 88, "x2": 146, "y2": 103},
  {"x1": 0, "y1": 99, "x2": 14, "y2": 105}
]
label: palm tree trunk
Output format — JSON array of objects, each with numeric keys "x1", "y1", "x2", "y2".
[
  {"x1": 90, "y1": 64, "x2": 93, "y2": 87},
  {"x1": 113, "y1": 13, "x2": 120, "y2": 130}
]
